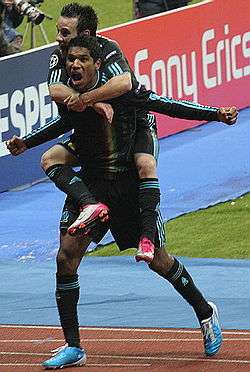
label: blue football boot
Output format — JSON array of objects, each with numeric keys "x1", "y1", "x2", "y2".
[
  {"x1": 200, "y1": 302, "x2": 223, "y2": 356},
  {"x1": 42, "y1": 346, "x2": 87, "y2": 369}
]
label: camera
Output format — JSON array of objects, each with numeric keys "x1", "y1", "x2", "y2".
[{"x1": 14, "y1": 0, "x2": 45, "y2": 25}]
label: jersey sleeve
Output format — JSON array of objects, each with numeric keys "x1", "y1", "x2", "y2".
[
  {"x1": 47, "y1": 49, "x2": 68, "y2": 86},
  {"x1": 147, "y1": 92, "x2": 219, "y2": 121},
  {"x1": 23, "y1": 113, "x2": 73, "y2": 149},
  {"x1": 101, "y1": 39, "x2": 131, "y2": 79},
  {"x1": 124, "y1": 87, "x2": 219, "y2": 122}
]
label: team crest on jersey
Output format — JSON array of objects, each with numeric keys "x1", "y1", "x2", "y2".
[{"x1": 49, "y1": 54, "x2": 59, "y2": 69}]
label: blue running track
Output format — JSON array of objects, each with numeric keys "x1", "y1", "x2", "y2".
[{"x1": 0, "y1": 108, "x2": 249, "y2": 329}]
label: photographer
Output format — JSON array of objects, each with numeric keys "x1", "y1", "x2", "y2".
[
  {"x1": 0, "y1": 1, "x2": 16, "y2": 56},
  {"x1": 134, "y1": 0, "x2": 190, "y2": 18},
  {"x1": 0, "y1": 0, "x2": 24, "y2": 53}
]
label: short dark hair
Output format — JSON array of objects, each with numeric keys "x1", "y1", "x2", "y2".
[
  {"x1": 67, "y1": 35, "x2": 102, "y2": 63},
  {"x1": 61, "y1": 3, "x2": 98, "y2": 36}
]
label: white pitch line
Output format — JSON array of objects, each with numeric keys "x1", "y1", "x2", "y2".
[
  {"x1": 1, "y1": 324, "x2": 250, "y2": 335},
  {"x1": 0, "y1": 363, "x2": 151, "y2": 368},
  {"x1": 88, "y1": 364, "x2": 151, "y2": 367},
  {"x1": 89, "y1": 354, "x2": 250, "y2": 365},
  {"x1": 1, "y1": 351, "x2": 249, "y2": 365},
  {"x1": 0, "y1": 352, "x2": 50, "y2": 356},
  {"x1": 0, "y1": 364, "x2": 40, "y2": 367},
  {"x1": 0, "y1": 339, "x2": 65, "y2": 343},
  {"x1": 0, "y1": 337, "x2": 250, "y2": 343}
]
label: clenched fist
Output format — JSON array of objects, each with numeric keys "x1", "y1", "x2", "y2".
[
  {"x1": 5, "y1": 135, "x2": 27, "y2": 156},
  {"x1": 217, "y1": 107, "x2": 238, "y2": 125}
]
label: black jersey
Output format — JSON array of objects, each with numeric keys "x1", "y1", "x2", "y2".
[
  {"x1": 96, "y1": 36, "x2": 219, "y2": 121},
  {"x1": 70, "y1": 105, "x2": 136, "y2": 175},
  {"x1": 47, "y1": 47, "x2": 67, "y2": 87},
  {"x1": 47, "y1": 35, "x2": 219, "y2": 123},
  {"x1": 25, "y1": 71, "x2": 137, "y2": 176},
  {"x1": 24, "y1": 108, "x2": 136, "y2": 176}
]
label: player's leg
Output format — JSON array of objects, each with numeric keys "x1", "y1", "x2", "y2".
[
  {"x1": 41, "y1": 139, "x2": 109, "y2": 235},
  {"x1": 108, "y1": 169, "x2": 141, "y2": 253},
  {"x1": 42, "y1": 198, "x2": 90, "y2": 369},
  {"x1": 116, "y1": 184, "x2": 223, "y2": 358},
  {"x1": 42, "y1": 195, "x2": 109, "y2": 369},
  {"x1": 149, "y1": 219, "x2": 223, "y2": 357},
  {"x1": 134, "y1": 117, "x2": 160, "y2": 263}
]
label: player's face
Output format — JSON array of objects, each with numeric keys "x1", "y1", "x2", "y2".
[
  {"x1": 56, "y1": 16, "x2": 78, "y2": 51},
  {"x1": 66, "y1": 46, "x2": 101, "y2": 91}
]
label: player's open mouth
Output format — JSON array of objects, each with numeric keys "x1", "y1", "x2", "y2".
[{"x1": 71, "y1": 72, "x2": 82, "y2": 81}]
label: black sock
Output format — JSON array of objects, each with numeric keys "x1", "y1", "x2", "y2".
[
  {"x1": 164, "y1": 258, "x2": 213, "y2": 322},
  {"x1": 46, "y1": 164, "x2": 96, "y2": 207},
  {"x1": 139, "y1": 178, "x2": 160, "y2": 242},
  {"x1": 56, "y1": 274, "x2": 81, "y2": 348}
]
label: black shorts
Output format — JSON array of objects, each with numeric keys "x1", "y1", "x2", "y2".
[
  {"x1": 135, "y1": 120, "x2": 159, "y2": 161},
  {"x1": 59, "y1": 134, "x2": 79, "y2": 159},
  {"x1": 60, "y1": 170, "x2": 166, "y2": 250}
]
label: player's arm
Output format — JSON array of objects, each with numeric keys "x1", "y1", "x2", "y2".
[
  {"x1": 92, "y1": 102, "x2": 114, "y2": 124},
  {"x1": 77, "y1": 72, "x2": 132, "y2": 106},
  {"x1": 64, "y1": 74, "x2": 130, "y2": 115},
  {"x1": 217, "y1": 106, "x2": 238, "y2": 125},
  {"x1": 80, "y1": 39, "x2": 133, "y2": 104},
  {"x1": 140, "y1": 91, "x2": 238, "y2": 124},
  {"x1": 6, "y1": 115, "x2": 73, "y2": 155},
  {"x1": 49, "y1": 84, "x2": 78, "y2": 105}
]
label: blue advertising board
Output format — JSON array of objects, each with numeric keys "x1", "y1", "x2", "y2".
[{"x1": 0, "y1": 43, "x2": 62, "y2": 192}]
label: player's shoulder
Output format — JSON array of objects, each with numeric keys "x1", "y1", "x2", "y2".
[
  {"x1": 48, "y1": 48, "x2": 65, "y2": 70},
  {"x1": 97, "y1": 34, "x2": 120, "y2": 45},
  {"x1": 97, "y1": 35, "x2": 122, "y2": 60}
]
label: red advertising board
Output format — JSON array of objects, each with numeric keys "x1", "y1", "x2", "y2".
[{"x1": 100, "y1": 0, "x2": 250, "y2": 137}]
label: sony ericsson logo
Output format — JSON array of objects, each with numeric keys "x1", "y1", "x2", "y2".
[{"x1": 49, "y1": 54, "x2": 59, "y2": 69}]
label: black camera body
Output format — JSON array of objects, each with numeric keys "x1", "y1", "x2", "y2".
[
  {"x1": 14, "y1": 0, "x2": 45, "y2": 25},
  {"x1": 30, "y1": 0, "x2": 44, "y2": 5}
]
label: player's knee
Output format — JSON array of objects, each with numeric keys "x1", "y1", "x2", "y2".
[
  {"x1": 40, "y1": 148, "x2": 57, "y2": 171},
  {"x1": 56, "y1": 248, "x2": 76, "y2": 275},
  {"x1": 56, "y1": 250, "x2": 69, "y2": 273},
  {"x1": 135, "y1": 155, "x2": 157, "y2": 178},
  {"x1": 149, "y1": 249, "x2": 174, "y2": 275}
]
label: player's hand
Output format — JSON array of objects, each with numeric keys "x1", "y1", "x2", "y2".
[
  {"x1": 217, "y1": 106, "x2": 238, "y2": 125},
  {"x1": 64, "y1": 93, "x2": 87, "y2": 112},
  {"x1": 93, "y1": 102, "x2": 114, "y2": 124},
  {"x1": 5, "y1": 135, "x2": 27, "y2": 155}
]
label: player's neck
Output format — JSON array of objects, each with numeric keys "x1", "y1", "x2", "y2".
[{"x1": 82, "y1": 70, "x2": 100, "y2": 93}]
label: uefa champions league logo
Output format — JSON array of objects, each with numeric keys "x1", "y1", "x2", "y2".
[{"x1": 49, "y1": 54, "x2": 59, "y2": 69}]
